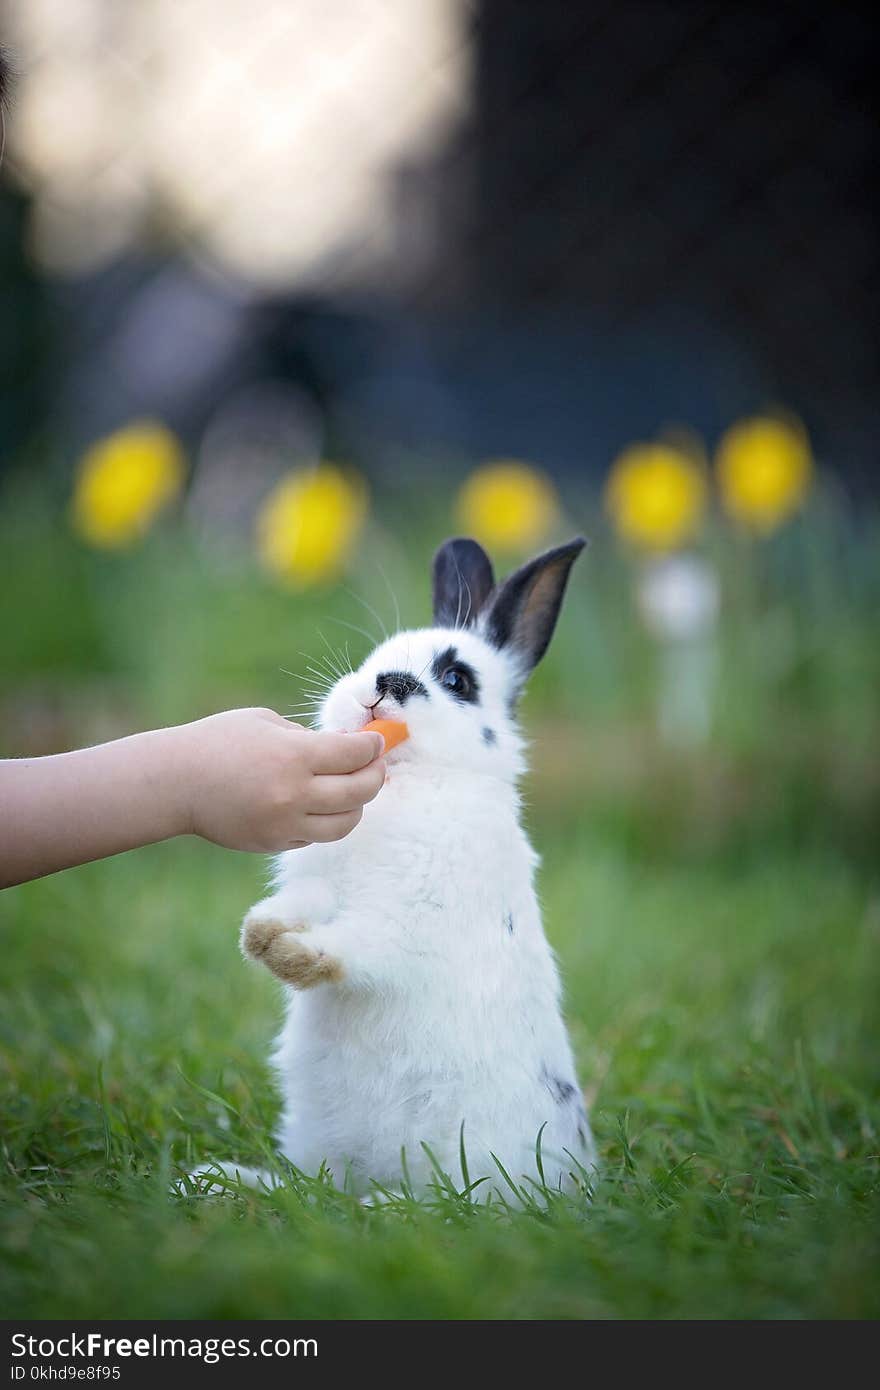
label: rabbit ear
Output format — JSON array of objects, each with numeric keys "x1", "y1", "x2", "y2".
[
  {"x1": 485, "y1": 538, "x2": 586, "y2": 674},
  {"x1": 432, "y1": 537, "x2": 495, "y2": 628},
  {"x1": 0, "y1": 47, "x2": 12, "y2": 110}
]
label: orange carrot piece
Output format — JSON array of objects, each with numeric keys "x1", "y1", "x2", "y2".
[{"x1": 362, "y1": 718, "x2": 409, "y2": 751}]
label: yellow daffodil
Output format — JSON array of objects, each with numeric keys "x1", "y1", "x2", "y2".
[
  {"x1": 456, "y1": 460, "x2": 559, "y2": 552},
  {"x1": 716, "y1": 415, "x2": 813, "y2": 532},
  {"x1": 605, "y1": 443, "x2": 707, "y2": 551},
  {"x1": 71, "y1": 421, "x2": 185, "y2": 548},
  {"x1": 257, "y1": 464, "x2": 367, "y2": 586}
]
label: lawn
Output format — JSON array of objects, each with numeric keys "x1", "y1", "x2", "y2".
[{"x1": 1, "y1": 484, "x2": 878, "y2": 1319}]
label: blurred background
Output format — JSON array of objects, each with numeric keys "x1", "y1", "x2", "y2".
[
  {"x1": 0, "y1": 0, "x2": 878, "y2": 839},
  {"x1": 1, "y1": 0, "x2": 878, "y2": 740},
  {"x1": 2, "y1": 2, "x2": 879, "y2": 481},
  {"x1": 0, "y1": 0, "x2": 879, "y2": 1320}
]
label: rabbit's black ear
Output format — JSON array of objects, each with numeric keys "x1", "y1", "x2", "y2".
[
  {"x1": 485, "y1": 538, "x2": 586, "y2": 674},
  {"x1": 0, "y1": 48, "x2": 12, "y2": 111},
  {"x1": 432, "y1": 537, "x2": 495, "y2": 628}
]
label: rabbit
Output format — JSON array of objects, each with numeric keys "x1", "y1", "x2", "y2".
[{"x1": 224, "y1": 536, "x2": 595, "y2": 1201}]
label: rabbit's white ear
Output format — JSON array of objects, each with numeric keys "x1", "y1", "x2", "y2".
[
  {"x1": 485, "y1": 538, "x2": 586, "y2": 673},
  {"x1": 432, "y1": 537, "x2": 495, "y2": 628}
]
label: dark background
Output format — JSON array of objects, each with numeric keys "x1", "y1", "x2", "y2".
[{"x1": 1, "y1": 1, "x2": 877, "y2": 490}]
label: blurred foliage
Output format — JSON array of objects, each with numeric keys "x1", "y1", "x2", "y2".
[
  {"x1": 456, "y1": 458, "x2": 560, "y2": 553},
  {"x1": 256, "y1": 463, "x2": 368, "y2": 586},
  {"x1": 716, "y1": 415, "x2": 814, "y2": 533},
  {"x1": 71, "y1": 421, "x2": 185, "y2": 549},
  {"x1": 605, "y1": 441, "x2": 707, "y2": 552}
]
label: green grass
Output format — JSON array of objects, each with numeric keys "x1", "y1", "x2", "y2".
[
  {"x1": 2, "y1": 834, "x2": 877, "y2": 1319},
  {"x1": 1, "y1": 483, "x2": 879, "y2": 1318}
]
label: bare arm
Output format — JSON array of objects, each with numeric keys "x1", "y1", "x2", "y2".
[{"x1": 0, "y1": 709, "x2": 385, "y2": 889}]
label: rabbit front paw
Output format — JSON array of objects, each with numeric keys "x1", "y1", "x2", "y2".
[
  {"x1": 241, "y1": 910, "x2": 306, "y2": 959},
  {"x1": 242, "y1": 916, "x2": 342, "y2": 988}
]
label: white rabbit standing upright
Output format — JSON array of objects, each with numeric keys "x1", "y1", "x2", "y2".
[{"x1": 237, "y1": 536, "x2": 595, "y2": 1198}]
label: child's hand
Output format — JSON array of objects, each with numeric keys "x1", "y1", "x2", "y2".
[
  {"x1": 175, "y1": 709, "x2": 386, "y2": 853},
  {"x1": 1, "y1": 706, "x2": 384, "y2": 888}
]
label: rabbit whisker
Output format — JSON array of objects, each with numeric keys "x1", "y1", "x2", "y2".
[
  {"x1": 375, "y1": 557, "x2": 402, "y2": 634},
  {"x1": 316, "y1": 629, "x2": 349, "y2": 678},
  {"x1": 325, "y1": 615, "x2": 378, "y2": 650},
  {"x1": 344, "y1": 587, "x2": 388, "y2": 642}
]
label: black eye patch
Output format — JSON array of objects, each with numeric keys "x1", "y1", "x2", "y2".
[{"x1": 431, "y1": 646, "x2": 481, "y2": 705}]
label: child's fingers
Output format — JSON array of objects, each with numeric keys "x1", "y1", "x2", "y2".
[
  {"x1": 302, "y1": 808, "x2": 364, "y2": 843},
  {"x1": 309, "y1": 762, "x2": 386, "y2": 814},
  {"x1": 308, "y1": 730, "x2": 384, "y2": 774}
]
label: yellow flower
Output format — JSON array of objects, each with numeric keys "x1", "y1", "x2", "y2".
[
  {"x1": 716, "y1": 415, "x2": 813, "y2": 532},
  {"x1": 456, "y1": 460, "x2": 559, "y2": 552},
  {"x1": 257, "y1": 464, "x2": 367, "y2": 586},
  {"x1": 71, "y1": 421, "x2": 185, "y2": 548},
  {"x1": 605, "y1": 443, "x2": 707, "y2": 551}
]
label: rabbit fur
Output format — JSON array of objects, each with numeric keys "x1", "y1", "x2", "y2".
[{"x1": 218, "y1": 537, "x2": 595, "y2": 1200}]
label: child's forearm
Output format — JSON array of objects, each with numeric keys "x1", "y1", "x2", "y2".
[
  {"x1": 0, "y1": 727, "x2": 189, "y2": 888},
  {"x1": 1, "y1": 708, "x2": 386, "y2": 890}
]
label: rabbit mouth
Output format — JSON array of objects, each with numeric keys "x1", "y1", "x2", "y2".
[
  {"x1": 362, "y1": 689, "x2": 409, "y2": 719},
  {"x1": 364, "y1": 700, "x2": 395, "y2": 722},
  {"x1": 359, "y1": 704, "x2": 411, "y2": 756}
]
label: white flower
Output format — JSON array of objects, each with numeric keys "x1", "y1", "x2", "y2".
[{"x1": 637, "y1": 553, "x2": 720, "y2": 643}]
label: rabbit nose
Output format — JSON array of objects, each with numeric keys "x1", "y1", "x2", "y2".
[{"x1": 374, "y1": 671, "x2": 428, "y2": 705}]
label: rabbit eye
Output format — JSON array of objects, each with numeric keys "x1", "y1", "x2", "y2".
[
  {"x1": 441, "y1": 667, "x2": 471, "y2": 697},
  {"x1": 432, "y1": 646, "x2": 481, "y2": 704}
]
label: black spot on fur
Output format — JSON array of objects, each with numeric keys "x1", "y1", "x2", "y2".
[
  {"x1": 431, "y1": 646, "x2": 481, "y2": 705},
  {"x1": 505, "y1": 911, "x2": 514, "y2": 935},
  {"x1": 541, "y1": 1065, "x2": 577, "y2": 1106},
  {"x1": 482, "y1": 726, "x2": 497, "y2": 746},
  {"x1": 577, "y1": 1124, "x2": 588, "y2": 1148},
  {"x1": 375, "y1": 671, "x2": 428, "y2": 705}
]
